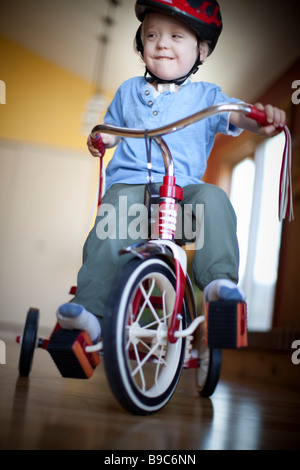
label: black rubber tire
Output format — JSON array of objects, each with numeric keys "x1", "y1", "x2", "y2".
[
  {"x1": 196, "y1": 346, "x2": 222, "y2": 398},
  {"x1": 18, "y1": 308, "x2": 39, "y2": 377},
  {"x1": 103, "y1": 257, "x2": 187, "y2": 415}
]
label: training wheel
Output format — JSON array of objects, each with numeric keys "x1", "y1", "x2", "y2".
[{"x1": 18, "y1": 308, "x2": 39, "y2": 377}]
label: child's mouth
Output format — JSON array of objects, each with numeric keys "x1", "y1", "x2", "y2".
[{"x1": 156, "y1": 56, "x2": 173, "y2": 60}]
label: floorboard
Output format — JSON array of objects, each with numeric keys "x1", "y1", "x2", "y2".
[{"x1": 1, "y1": 337, "x2": 300, "y2": 450}]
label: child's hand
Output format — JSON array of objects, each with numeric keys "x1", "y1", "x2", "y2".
[
  {"x1": 87, "y1": 132, "x2": 117, "y2": 157},
  {"x1": 254, "y1": 103, "x2": 286, "y2": 137},
  {"x1": 87, "y1": 133, "x2": 105, "y2": 157}
]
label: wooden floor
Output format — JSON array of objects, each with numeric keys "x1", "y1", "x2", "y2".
[{"x1": 1, "y1": 336, "x2": 300, "y2": 451}]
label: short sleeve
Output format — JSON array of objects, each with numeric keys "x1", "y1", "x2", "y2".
[
  {"x1": 209, "y1": 86, "x2": 244, "y2": 137},
  {"x1": 104, "y1": 85, "x2": 124, "y2": 127}
]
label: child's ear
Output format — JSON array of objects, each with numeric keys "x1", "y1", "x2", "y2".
[{"x1": 199, "y1": 42, "x2": 209, "y2": 62}]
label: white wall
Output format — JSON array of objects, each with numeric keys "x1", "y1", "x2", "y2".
[{"x1": 0, "y1": 140, "x2": 98, "y2": 334}]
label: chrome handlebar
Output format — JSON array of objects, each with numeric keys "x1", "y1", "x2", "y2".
[
  {"x1": 91, "y1": 103, "x2": 253, "y2": 139},
  {"x1": 91, "y1": 103, "x2": 253, "y2": 177}
]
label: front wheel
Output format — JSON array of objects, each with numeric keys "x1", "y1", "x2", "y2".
[{"x1": 103, "y1": 257, "x2": 187, "y2": 415}]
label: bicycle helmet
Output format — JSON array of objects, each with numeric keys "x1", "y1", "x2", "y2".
[
  {"x1": 135, "y1": 0, "x2": 222, "y2": 84},
  {"x1": 136, "y1": 0, "x2": 222, "y2": 53}
]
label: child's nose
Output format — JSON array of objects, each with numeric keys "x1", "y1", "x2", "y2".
[{"x1": 157, "y1": 34, "x2": 169, "y2": 49}]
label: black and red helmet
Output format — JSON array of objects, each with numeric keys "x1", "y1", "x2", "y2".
[{"x1": 135, "y1": 0, "x2": 222, "y2": 54}]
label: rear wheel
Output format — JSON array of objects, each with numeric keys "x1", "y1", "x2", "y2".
[
  {"x1": 103, "y1": 257, "x2": 187, "y2": 415},
  {"x1": 195, "y1": 326, "x2": 222, "y2": 397},
  {"x1": 19, "y1": 308, "x2": 39, "y2": 376}
]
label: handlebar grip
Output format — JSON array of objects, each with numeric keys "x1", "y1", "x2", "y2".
[
  {"x1": 90, "y1": 133, "x2": 106, "y2": 157},
  {"x1": 247, "y1": 105, "x2": 269, "y2": 126}
]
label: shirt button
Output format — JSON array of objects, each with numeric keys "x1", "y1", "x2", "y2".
[
  {"x1": 145, "y1": 90, "x2": 150, "y2": 96},
  {"x1": 153, "y1": 110, "x2": 158, "y2": 116},
  {"x1": 148, "y1": 100, "x2": 153, "y2": 107}
]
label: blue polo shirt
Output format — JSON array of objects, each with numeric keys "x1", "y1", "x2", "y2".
[{"x1": 104, "y1": 76, "x2": 243, "y2": 190}]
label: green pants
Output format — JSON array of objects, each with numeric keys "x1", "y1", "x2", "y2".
[{"x1": 73, "y1": 183, "x2": 239, "y2": 320}]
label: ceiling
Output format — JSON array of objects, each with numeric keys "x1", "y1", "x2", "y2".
[{"x1": 1, "y1": 0, "x2": 299, "y2": 103}]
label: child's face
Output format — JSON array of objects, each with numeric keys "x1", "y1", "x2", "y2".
[{"x1": 142, "y1": 12, "x2": 201, "y2": 82}]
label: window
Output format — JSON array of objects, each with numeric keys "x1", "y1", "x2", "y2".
[{"x1": 230, "y1": 133, "x2": 285, "y2": 330}]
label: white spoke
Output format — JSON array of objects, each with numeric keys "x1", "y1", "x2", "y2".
[
  {"x1": 125, "y1": 326, "x2": 131, "y2": 351},
  {"x1": 154, "y1": 345, "x2": 168, "y2": 385},
  {"x1": 162, "y1": 290, "x2": 167, "y2": 323},
  {"x1": 132, "y1": 342, "x2": 146, "y2": 391},
  {"x1": 162, "y1": 294, "x2": 173, "y2": 325},
  {"x1": 131, "y1": 341, "x2": 163, "y2": 389},
  {"x1": 135, "y1": 279, "x2": 155, "y2": 324},
  {"x1": 139, "y1": 280, "x2": 162, "y2": 324}
]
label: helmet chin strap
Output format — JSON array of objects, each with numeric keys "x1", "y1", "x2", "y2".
[{"x1": 145, "y1": 55, "x2": 201, "y2": 86}]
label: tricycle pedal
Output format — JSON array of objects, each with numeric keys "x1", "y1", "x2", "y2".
[
  {"x1": 47, "y1": 329, "x2": 100, "y2": 379},
  {"x1": 205, "y1": 300, "x2": 247, "y2": 349}
]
